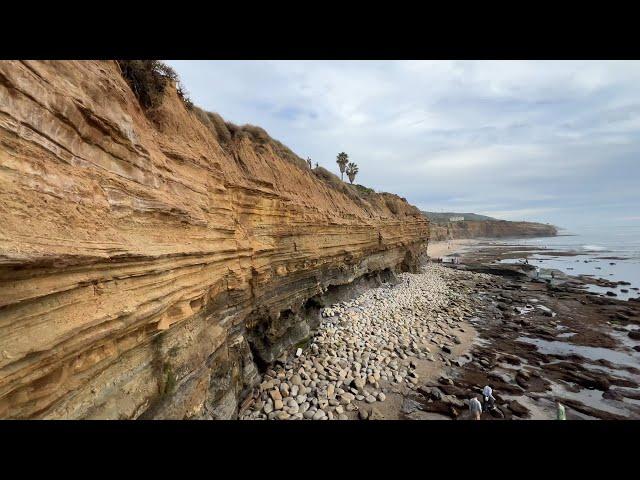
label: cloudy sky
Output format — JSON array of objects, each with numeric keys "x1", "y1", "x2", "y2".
[{"x1": 167, "y1": 61, "x2": 640, "y2": 231}]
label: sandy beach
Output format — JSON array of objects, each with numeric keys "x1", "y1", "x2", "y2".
[{"x1": 427, "y1": 239, "x2": 479, "y2": 259}]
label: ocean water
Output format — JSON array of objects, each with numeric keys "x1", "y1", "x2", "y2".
[{"x1": 492, "y1": 225, "x2": 640, "y2": 301}]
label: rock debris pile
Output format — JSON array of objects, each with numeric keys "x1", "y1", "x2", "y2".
[{"x1": 240, "y1": 264, "x2": 483, "y2": 420}]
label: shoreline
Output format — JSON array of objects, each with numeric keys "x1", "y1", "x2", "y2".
[
  {"x1": 448, "y1": 244, "x2": 640, "y2": 419},
  {"x1": 427, "y1": 239, "x2": 479, "y2": 259},
  {"x1": 240, "y1": 238, "x2": 640, "y2": 420}
]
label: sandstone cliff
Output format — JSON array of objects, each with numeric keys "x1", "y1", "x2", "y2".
[
  {"x1": 429, "y1": 219, "x2": 557, "y2": 241},
  {"x1": 0, "y1": 61, "x2": 429, "y2": 419}
]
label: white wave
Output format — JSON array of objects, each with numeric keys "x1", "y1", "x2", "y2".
[{"x1": 582, "y1": 244, "x2": 607, "y2": 251}]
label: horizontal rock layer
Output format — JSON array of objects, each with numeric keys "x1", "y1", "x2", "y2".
[
  {"x1": 429, "y1": 220, "x2": 557, "y2": 242},
  {"x1": 0, "y1": 61, "x2": 429, "y2": 418}
]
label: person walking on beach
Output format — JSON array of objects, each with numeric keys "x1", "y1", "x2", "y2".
[
  {"x1": 557, "y1": 402, "x2": 566, "y2": 420},
  {"x1": 469, "y1": 396, "x2": 483, "y2": 420},
  {"x1": 482, "y1": 385, "x2": 496, "y2": 412}
]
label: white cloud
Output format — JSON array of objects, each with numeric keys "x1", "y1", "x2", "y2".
[
  {"x1": 167, "y1": 60, "x2": 640, "y2": 230},
  {"x1": 482, "y1": 207, "x2": 561, "y2": 221}
]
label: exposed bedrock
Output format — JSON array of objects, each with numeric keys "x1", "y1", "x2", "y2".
[
  {"x1": 429, "y1": 220, "x2": 557, "y2": 241},
  {"x1": 0, "y1": 61, "x2": 428, "y2": 418}
]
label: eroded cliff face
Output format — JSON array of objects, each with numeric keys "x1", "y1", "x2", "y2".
[
  {"x1": 0, "y1": 61, "x2": 429, "y2": 419},
  {"x1": 429, "y1": 220, "x2": 557, "y2": 242}
]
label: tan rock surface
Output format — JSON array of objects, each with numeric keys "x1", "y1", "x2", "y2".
[
  {"x1": 429, "y1": 220, "x2": 557, "y2": 241},
  {"x1": 0, "y1": 60, "x2": 428, "y2": 418}
]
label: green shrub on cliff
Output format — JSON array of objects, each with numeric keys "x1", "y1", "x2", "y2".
[
  {"x1": 116, "y1": 60, "x2": 192, "y2": 110},
  {"x1": 352, "y1": 183, "x2": 375, "y2": 195},
  {"x1": 161, "y1": 362, "x2": 176, "y2": 397},
  {"x1": 313, "y1": 167, "x2": 368, "y2": 205}
]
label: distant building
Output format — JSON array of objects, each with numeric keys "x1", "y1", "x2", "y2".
[{"x1": 449, "y1": 216, "x2": 464, "y2": 222}]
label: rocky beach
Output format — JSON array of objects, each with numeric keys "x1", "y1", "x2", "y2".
[
  {"x1": 240, "y1": 264, "x2": 482, "y2": 420},
  {"x1": 239, "y1": 241, "x2": 640, "y2": 420}
]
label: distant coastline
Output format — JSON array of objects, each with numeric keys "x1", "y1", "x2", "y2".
[{"x1": 424, "y1": 214, "x2": 558, "y2": 242}]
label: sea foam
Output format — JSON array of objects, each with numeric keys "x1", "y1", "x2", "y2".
[{"x1": 582, "y1": 245, "x2": 607, "y2": 251}]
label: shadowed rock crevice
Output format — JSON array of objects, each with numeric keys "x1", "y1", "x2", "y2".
[{"x1": 245, "y1": 264, "x2": 403, "y2": 368}]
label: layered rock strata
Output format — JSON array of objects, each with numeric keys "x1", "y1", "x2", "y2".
[
  {"x1": 429, "y1": 220, "x2": 557, "y2": 242},
  {"x1": 0, "y1": 61, "x2": 429, "y2": 419}
]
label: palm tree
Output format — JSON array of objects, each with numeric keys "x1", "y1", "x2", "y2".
[
  {"x1": 346, "y1": 162, "x2": 359, "y2": 184},
  {"x1": 336, "y1": 152, "x2": 349, "y2": 181}
]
